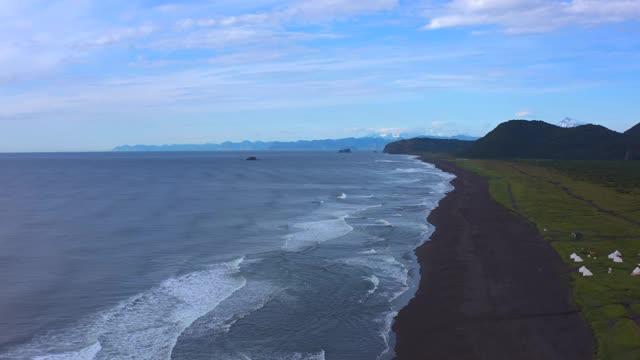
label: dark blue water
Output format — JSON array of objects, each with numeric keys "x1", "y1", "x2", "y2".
[{"x1": 0, "y1": 152, "x2": 453, "y2": 360}]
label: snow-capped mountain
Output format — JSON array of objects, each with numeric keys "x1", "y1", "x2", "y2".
[{"x1": 558, "y1": 118, "x2": 586, "y2": 128}]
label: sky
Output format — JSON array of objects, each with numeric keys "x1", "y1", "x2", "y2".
[{"x1": 1, "y1": 0, "x2": 639, "y2": 151}]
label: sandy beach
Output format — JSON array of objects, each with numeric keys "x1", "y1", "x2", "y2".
[{"x1": 393, "y1": 159, "x2": 595, "y2": 359}]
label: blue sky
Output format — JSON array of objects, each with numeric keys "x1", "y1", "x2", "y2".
[{"x1": 1, "y1": 0, "x2": 639, "y2": 151}]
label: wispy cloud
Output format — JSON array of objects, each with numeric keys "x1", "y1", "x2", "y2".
[
  {"x1": 81, "y1": 24, "x2": 157, "y2": 47},
  {"x1": 0, "y1": 0, "x2": 399, "y2": 83},
  {"x1": 515, "y1": 110, "x2": 532, "y2": 117},
  {"x1": 424, "y1": 0, "x2": 640, "y2": 33},
  {"x1": 0, "y1": 51, "x2": 479, "y2": 117}
]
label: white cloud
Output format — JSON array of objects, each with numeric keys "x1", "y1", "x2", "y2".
[
  {"x1": 154, "y1": 4, "x2": 182, "y2": 13},
  {"x1": 393, "y1": 73, "x2": 478, "y2": 89},
  {"x1": 175, "y1": 13, "x2": 274, "y2": 29},
  {"x1": 83, "y1": 25, "x2": 157, "y2": 47},
  {"x1": 170, "y1": 0, "x2": 398, "y2": 49},
  {"x1": 424, "y1": 0, "x2": 640, "y2": 33},
  {"x1": 515, "y1": 110, "x2": 531, "y2": 117},
  {"x1": 173, "y1": 0, "x2": 398, "y2": 29},
  {"x1": 375, "y1": 127, "x2": 406, "y2": 138}
]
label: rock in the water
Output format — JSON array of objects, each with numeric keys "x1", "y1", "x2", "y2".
[
  {"x1": 246, "y1": 156, "x2": 258, "y2": 161},
  {"x1": 338, "y1": 148, "x2": 352, "y2": 153}
]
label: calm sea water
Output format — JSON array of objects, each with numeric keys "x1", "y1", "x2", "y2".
[{"x1": 0, "y1": 152, "x2": 453, "y2": 360}]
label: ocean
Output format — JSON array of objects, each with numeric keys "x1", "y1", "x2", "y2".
[{"x1": 0, "y1": 152, "x2": 453, "y2": 360}]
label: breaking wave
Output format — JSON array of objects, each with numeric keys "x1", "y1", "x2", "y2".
[
  {"x1": 6, "y1": 258, "x2": 246, "y2": 360},
  {"x1": 283, "y1": 217, "x2": 354, "y2": 252}
]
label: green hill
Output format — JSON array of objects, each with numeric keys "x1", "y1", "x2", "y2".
[
  {"x1": 625, "y1": 123, "x2": 640, "y2": 138},
  {"x1": 383, "y1": 137, "x2": 474, "y2": 155},
  {"x1": 462, "y1": 120, "x2": 633, "y2": 160},
  {"x1": 384, "y1": 120, "x2": 640, "y2": 160}
]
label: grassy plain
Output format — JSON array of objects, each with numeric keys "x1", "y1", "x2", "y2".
[{"x1": 452, "y1": 159, "x2": 640, "y2": 360}]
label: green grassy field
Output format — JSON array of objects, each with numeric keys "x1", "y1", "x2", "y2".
[{"x1": 452, "y1": 159, "x2": 640, "y2": 360}]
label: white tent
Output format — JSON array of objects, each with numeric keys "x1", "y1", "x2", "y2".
[
  {"x1": 608, "y1": 250, "x2": 622, "y2": 259},
  {"x1": 613, "y1": 256, "x2": 624, "y2": 263},
  {"x1": 570, "y1": 253, "x2": 578, "y2": 260},
  {"x1": 579, "y1": 266, "x2": 594, "y2": 277},
  {"x1": 573, "y1": 256, "x2": 584, "y2": 263},
  {"x1": 632, "y1": 267, "x2": 640, "y2": 276}
]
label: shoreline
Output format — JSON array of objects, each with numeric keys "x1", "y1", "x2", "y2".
[{"x1": 392, "y1": 158, "x2": 594, "y2": 359}]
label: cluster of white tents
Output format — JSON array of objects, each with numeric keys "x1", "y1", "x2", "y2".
[{"x1": 569, "y1": 250, "x2": 640, "y2": 277}]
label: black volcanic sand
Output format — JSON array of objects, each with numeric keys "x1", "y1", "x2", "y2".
[{"x1": 393, "y1": 159, "x2": 595, "y2": 360}]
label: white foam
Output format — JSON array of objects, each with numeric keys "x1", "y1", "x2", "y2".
[
  {"x1": 351, "y1": 194, "x2": 375, "y2": 199},
  {"x1": 394, "y1": 168, "x2": 424, "y2": 173},
  {"x1": 376, "y1": 311, "x2": 398, "y2": 360},
  {"x1": 222, "y1": 350, "x2": 325, "y2": 360},
  {"x1": 282, "y1": 350, "x2": 326, "y2": 360},
  {"x1": 33, "y1": 342, "x2": 102, "y2": 360},
  {"x1": 392, "y1": 178, "x2": 422, "y2": 185},
  {"x1": 283, "y1": 217, "x2": 353, "y2": 252},
  {"x1": 406, "y1": 156, "x2": 436, "y2": 169},
  {"x1": 183, "y1": 281, "x2": 279, "y2": 338},
  {"x1": 13, "y1": 258, "x2": 246, "y2": 360},
  {"x1": 342, "y1": 254, "x2": 409, "y2": 299},
  {"x1": 369, "y1": 235, "x2": 387, "y2": 243},
  {"x1": 429, "y1": 181, "x2": 454, "y2": 195},
  {"x1": 357, "y1": 220, "x2": 392, "y2": 227},
  {"x1": 364, "y1": 204, "x2": 383, "y2": 209},
  {"x1": 361, "y1": 249, "x2": 377, "y2": 255},
  {"x1": 337, "y1": 193, "x2": 348, "y2": 199},
  {"x1": 375, "y1": 159, "x2": 404, "y2": 163},
  {"x1": 364, "y1": 275, "x2": 380, "y2": 297}
]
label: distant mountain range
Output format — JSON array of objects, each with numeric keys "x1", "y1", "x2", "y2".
[
  {"x1": 112, "y1": 135, "x2": 478, "y2": 152},
  {"x1": 385, "y1": 120, "x2": 640, "y2": 160}
]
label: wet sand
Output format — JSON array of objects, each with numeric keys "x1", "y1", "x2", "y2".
[{"x1": 393, "y1": 159, "x2": 594, "y2": 360}]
